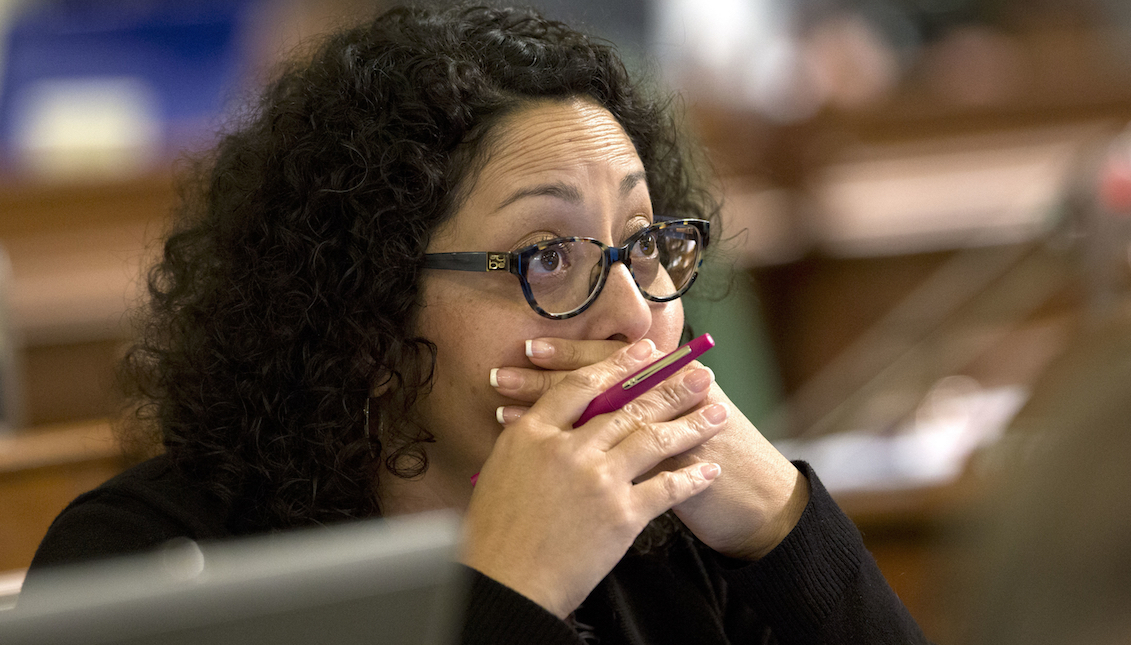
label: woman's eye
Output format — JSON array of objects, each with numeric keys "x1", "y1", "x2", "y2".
[
  {"x1": 635, "y1": 232, "x2": 658, "y2": 257},
  {"x1": 529, "y1": 243, "x2": 571, "y2": 276},
  {"x1": 538, "y1": 249, "x2": 561, "y2": 271}
]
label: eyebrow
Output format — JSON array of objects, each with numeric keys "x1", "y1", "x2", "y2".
[
  {"x1": 497, "y1": 171, "x2": 649, "y2": 210},
  {"x1": 620, "y1": 171, "x2": 647, "y2": 197},
  {"x1": 498, "y1": 181, "x2": 581, "y2": 210}
]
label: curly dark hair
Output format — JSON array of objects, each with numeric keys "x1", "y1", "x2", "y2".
[{"x1": 124, "y1": 3, "x2": 720, "y2": 532}]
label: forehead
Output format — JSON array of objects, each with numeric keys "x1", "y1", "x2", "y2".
[
  {"x1": 477, "y1": 99, "x2": 642, "y2": 182},
  {"x1": 430, "y1": 98, "x2": 648, "y2": 250}
]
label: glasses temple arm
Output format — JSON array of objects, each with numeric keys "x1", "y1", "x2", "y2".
[{"x1": 423, "y1": 252, "x2": 515, "y2": 272}]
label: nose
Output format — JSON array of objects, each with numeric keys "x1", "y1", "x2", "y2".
[{"x1": 582, "y1": 262, "x2": 652, "y2": 343}]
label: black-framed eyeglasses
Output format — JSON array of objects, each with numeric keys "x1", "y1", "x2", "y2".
[{"x1": 423, "y1": 218, "x2": 710, "y2": 319}]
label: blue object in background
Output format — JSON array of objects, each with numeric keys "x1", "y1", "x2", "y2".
[{"x1": 0, "y1": 0, "x2": 254, "y2": 169}]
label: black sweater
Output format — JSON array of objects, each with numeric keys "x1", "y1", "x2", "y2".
[{"x1": 27, "y1": 457, "x2": 928, "y2": 644}]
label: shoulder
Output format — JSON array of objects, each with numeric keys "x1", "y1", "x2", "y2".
[{"x1": 28, "y1": 454, "x2": 232, "y2": 572}]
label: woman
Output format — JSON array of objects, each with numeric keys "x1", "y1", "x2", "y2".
[{"x1": 29, "y1": 5, "x2": 927, "y2": 643}]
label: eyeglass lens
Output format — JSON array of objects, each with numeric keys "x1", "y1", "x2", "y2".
[{"x1": 522, "y1": 223, "x2": 702, "y2": 316}]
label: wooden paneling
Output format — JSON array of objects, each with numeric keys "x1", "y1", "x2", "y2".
[
  {"x1": 22, "y1": 339, "x2": 128, "y2": 426},
  {"x1": 0, "y1": 174, "x2": 173, "y2": 347},
  {"x1": 0, "y1": 421, "x2": 127, "y2": 571}
]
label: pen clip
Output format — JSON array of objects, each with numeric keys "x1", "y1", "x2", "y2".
[{"x1": 622, "y1": 345, "x2": 692, "y2": 389}]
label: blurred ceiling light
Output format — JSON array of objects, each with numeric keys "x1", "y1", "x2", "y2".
[
  {"x1": 13, "y1": 76, "x2": 160, "y2": 180},
  {"x1": 653, "y1": 0, "x2": 822, "y2": 122}
]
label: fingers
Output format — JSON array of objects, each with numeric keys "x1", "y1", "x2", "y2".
[
  {"x1": 495, "y1": 386, "x2": 726, "y2": 477},
  {"x1": 492, "y1": 338, "x2": 651, "y2": 403},
  {"x1": 491, "y1": 366, "x2": 561, "y2": 404},
  {"x1": 589, "y1": 365, "x2": 714, "y2": 448},
  {"x1": 495, "y1": 405, "x2": 529, "y2": 425},
  {"x1": 525, "y1": 337, "x2": 632, "y2": 370},
  {"x1": 632, "y1": 461, "x2": 720, "y2": 520},
  {"x1": 521, "y1": 339, "x2": 657, "y2": 428},
  {"x1": 610, "y1": 402, "x2": 729, "y2": 478}
]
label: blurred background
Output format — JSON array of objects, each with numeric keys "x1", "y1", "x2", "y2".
[{"x1": 1, "y1": 0, "x2": 1130, "y2": 642}]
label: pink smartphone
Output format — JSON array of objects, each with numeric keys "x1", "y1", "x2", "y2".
[{"x1": 573, "y1": 332, "x2": 715, "y2": 428}]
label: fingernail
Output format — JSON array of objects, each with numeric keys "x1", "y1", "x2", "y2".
[
  {"x1": 526, "y1": 339, "x2": 553, "y2": 359},
  {"x1": 628, "y1": 339, "x2": 654, "y2": 360},
  {"x1": 496, "y1": 406, "x2": 526, "y2": 424},
  {"x1": 700, "y1": 463, "x2": 721, "y2": 481},
  {"x1": 703, "y1": 402, "x2": 729, "y2": 425},
  {"x1": 490, "y1": 368, "x2": 522, "y2": 390},
  {"x1": 684, "y1": 367, "x2": 714, "y2": 393}
]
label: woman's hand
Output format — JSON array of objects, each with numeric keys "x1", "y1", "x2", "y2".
[
  {"x1": 462, "y1": 339, "x2": 724, "y2": 619},
  {"x1": 491, "y1": 337, "x2": 809, "y2": 562}
]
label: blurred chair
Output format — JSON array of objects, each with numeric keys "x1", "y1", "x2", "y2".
[{"x1": 968, "y1": 313, "x2": 1131, "y2": 645}]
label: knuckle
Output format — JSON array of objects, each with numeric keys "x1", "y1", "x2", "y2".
[
  {"x1": 661, "y1": 471, "x2": 685, "y2": 501},
  {"x1": 610, "y1": 498, "x2": 635, "y2": 527},
  {"x1": 656, "y1": 383, "x2": 686, "y2": 409},
  {"x1": 647, "y1": 425, "x2": 676, "y2": 455},
  {"x1": 564, "y1": 367, "x2": 602, "y2": 392},
  {"x1": 549, "y1": 435, "x2": 578, "y2": 463},
  {"x1": 685, "y1": 412, "x2": 711, "y2": 437},
  {"x1": 591, "y1": 464, "x2": 615, "y2": 489},
  {"x1": 534, "y1": 369, "x2": 556, "y2": 392},
  {"x1": 618, "y1": 400, "x2": 651, "y2": 425},
  {"x1": 559, "y1": 341, "x2": 582, "y2": 365}
]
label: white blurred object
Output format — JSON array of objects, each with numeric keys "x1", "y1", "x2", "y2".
[
  {"x1": 811, "y1": 124, "x2": 1108, "y2": 256},
  {"x1": 653, "y1": 3, "x2": 902, "y2": 120},
  {"x1": 0, "y1": 569, "x2": 24, "y2": 612},
  {"x1": 654, "y1": 0, "x2": 776, "y2": 80},
  {"x1": 776, "y1": 380, "x2": 1028, "y2": 493},
  {"x1": 12, "y1": 76, "x2": 161, "y2": 180},
  {"x1": 654, "y1": 0, "x2": 822, "y2": 122}
]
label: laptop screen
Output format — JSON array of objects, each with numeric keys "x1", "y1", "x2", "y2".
[{"x1": 1, "y1": 511, "x2": 466, "y2": 645}]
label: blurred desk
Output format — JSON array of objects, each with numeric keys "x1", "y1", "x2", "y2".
[{"x1": 0, "y1": 420, "x2": 126, "y2": 572}]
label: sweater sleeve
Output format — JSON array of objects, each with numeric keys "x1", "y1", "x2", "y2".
[
  {"x1": 459, "y1": 566, "x2": 584, "y2": 645},
  {"x1": 717, "y1": 461, "x2": 930, "y2": 645}
]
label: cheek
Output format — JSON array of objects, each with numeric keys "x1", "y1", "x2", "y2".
[
  {"x1": 414, "y1": 275, "x2": 543, "y2": 407},
  {"x1": 647, "y1": 299, "x2": 685, "y2": 353}
]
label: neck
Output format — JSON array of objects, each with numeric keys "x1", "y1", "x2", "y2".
[{"x1": 377, "y1": 464, "x2": 471, "y2": 517}]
